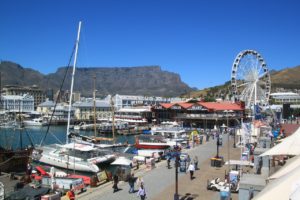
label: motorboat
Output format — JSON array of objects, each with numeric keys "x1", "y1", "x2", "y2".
[
  {"x1": 23, "y1": 118, "x2": 48, "y2": 126},
  {"x1": 135, "y1": 135, "x2": 171, "y2": 149},
  {"x1": 32, "y1": 143, "x2": 114, "y2": 173}
]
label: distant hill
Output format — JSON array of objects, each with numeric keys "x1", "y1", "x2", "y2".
[
  {"x1": 271, "y1": 65, "x2": 300, "y2": 89},
  {"x1": 188, "y1": 65, "x2": 300, "y2": 99},
  {"x1": 0, "y1": 61, "x2": 193, "y2": 97}
]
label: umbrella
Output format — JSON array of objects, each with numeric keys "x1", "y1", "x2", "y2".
[
  {"x1": 253, "y1": 166, "x2": 300, "y2": 200},
  {"x1": 260, "y1": 127, "x2": 300, "y2": 157},
  {"x1": 268, "y1": 155, "x2": 300, "y2": 180}
]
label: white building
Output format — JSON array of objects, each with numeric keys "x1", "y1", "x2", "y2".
[
  {"x1": 73, "y1": 100, "x2": 111, "y2": 120},
  {"x1": 270, "y1": 92, "x2": 300, "y2": 104},
  {"x1": 105, "y1": 94, "x2": 184, "y2": 110},
  {"x1": 1, "y1": 94, "x2": 34, "y2": 112}
]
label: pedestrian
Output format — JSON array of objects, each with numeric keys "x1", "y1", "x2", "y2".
[
  {"x1": 112, "y1": 174, "x2": 119, "y2": 193},
  {"x1": 136, "y1": 176, "x2": 144, "y2": 188},
  {"x1": 193, "y1": 156, "x2": 199, "y2": 170},
  {"x1": 167, "y1": 157, "x2": 171, "y2": 169},
  {"x1": 136, "y1": 160, "x2": 140, "y2": 170},
  {"x1": 66, "y1": 185, "x2": 75, "y2": 200},
  {"x1": 186, "y1": 155, "x2": 191, "y2": 172},
  {"x1": 128, "y1": 173, "x2": 135, "y2": 193},
  {"x1": 137, "y1": 184, "x2": 147, "y2": 200},
  {"x1": 188, "y1": 162, "x2": 195, "y2": 180}
]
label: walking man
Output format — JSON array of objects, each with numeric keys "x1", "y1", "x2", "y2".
[
  {"x1": 128, "y1": 173, "x2": 135, "y2": 193},
  {"x1": 188, "y1": 162, "x2": 195, "y2": 180},
  {"x1": 167, "y1": 157, "x2": 171, "y2": 169},
  {"x1": 193, "y1": 156, "x2": 199, "y2": 170},
  {"x1": 112, "y1": 174, "x2": 119, "y2": 193}
]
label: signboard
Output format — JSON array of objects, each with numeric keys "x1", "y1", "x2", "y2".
[
  {"x1": 188, "y1": 105, "x2": 203, "y2": 110},
  {"x1": 97, "y1": 171, "x2": 108, "y2": 183},
  {"x1": 171, "y1": 105, "x2": 182, "y2": 110}
]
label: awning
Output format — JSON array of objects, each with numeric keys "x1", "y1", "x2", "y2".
[
  {"x1": 111, "y1": 157, "x2": 132, "y2": 166},
  {"x1": 253, "y1": 166, "x2": 300, "y2": 200},
  {"x1": 225, "y1": 160, "x2": 254, "y2": 167},
  {"x1": 268, "y1": 155, "x2": 300, "y2": 180},
  {"x1": 260, "y1": 127, "x2": 300, "y2": 157}
]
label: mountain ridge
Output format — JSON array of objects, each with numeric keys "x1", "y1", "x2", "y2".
[{"x1": 0, "y1": 61, "x2": 192, "y2": 97}]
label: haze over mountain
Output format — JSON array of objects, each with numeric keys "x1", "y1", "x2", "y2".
[{"x1": 0, "y1": 61, "x2": 193, "y2": 97}]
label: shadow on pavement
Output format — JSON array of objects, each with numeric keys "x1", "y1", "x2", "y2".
[{"x1": 180, "y1": 193, "x2": 199, "y2": 200}]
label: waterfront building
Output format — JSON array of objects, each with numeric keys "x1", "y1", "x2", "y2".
[
  {"x1": 152, "y1": 101, "x2": 244, "y2": 128},
  {"x1": 37, "y1": 100, "x2": 56, "y2": 115},
  {"x1": 115, "y1": 106, "x2": 152, "y2": 124},
  {"x1": 105, "y1": 94, "x2": 184, "y2": 110},
  {"x1": 2, "y1": 85, "x2": 46, "y2": 109},
  {"x1": 1, "y1": 94, "x2": 34, "y2": 112},
  {"x1": 73, "y1": 100, "x2": 111, "y2": 120},
  {"x1": 270, "y1": 92, "x2": 300, "y2": 104},
  {"x1": 37, "y1": 101, "x2": 74, "y2": 121}
]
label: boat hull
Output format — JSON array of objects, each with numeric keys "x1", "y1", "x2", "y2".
[
  {"x1": 135, "y1": 143, "x2": 170, "y2": 149},
  {"x1": 0, "y1": 148, "x2": 33, "y2": 173}
]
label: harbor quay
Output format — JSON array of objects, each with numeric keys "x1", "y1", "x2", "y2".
[{"x1": 66, "y1": 134, "x2": 240, "y2": 200}]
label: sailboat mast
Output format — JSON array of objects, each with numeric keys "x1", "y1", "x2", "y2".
[
  {"x1": 66, "y1": 21, "x2": 82, "y2": 144},
  {"x1": 110, "y1": 96, "x2": 115, "y2": 144},
  {"x1": 93, "y1": 75, "x2": 97, "y2": 137}
]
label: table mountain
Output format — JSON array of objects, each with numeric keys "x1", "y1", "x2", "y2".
[{"x1": 0, "y1": 61, "x2": 192, "y2": 97}]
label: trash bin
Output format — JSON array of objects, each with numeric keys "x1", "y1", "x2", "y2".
[{"x1": 211, "y1": 157, "x2": 216, "y2": 167}]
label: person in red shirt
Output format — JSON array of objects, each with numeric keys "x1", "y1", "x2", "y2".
[{"x1": 66, "y1": 185, "x2": 75, "y2": 200}]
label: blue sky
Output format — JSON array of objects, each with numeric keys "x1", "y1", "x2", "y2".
[{"x1": 1, "y1": 0, "x2": 300, "y2": 90}]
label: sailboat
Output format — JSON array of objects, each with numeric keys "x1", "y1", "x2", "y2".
[
  {"x1": 32, "y1": 21, "x2": 102, "y2": 173},
  {"x1": 0, "y1": 111, "x2": 34, "y2": 173}
]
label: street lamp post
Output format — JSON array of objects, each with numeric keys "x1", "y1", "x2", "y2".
[
  {"x1": 174, "y1": 155, "x2": 179, "y2": 200},
  {"x1": 223, "y1": 110, "x2": 231, "y2": 200}
]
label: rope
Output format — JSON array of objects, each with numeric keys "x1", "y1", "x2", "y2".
[{"x1": 40, "y1": 44, "x2": 76, "y2": 146}]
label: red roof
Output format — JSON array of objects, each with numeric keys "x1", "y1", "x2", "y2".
[
  {"x1": 159, "y1": 101, "x2": 243, "y2": 111},
  {"x1": 198, "y1": 102, "x2": 243, "y2": 111},
  {"x1": 160, "y1": 103, "x2": 174, "y2": 109},
  {"x1": 177, "y1": 102, "x2": 194, "y2": 109}
]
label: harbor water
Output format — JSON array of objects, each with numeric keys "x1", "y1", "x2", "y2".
[{"x1": 0, "y1": 125, "x2": 137, "y2": 175}]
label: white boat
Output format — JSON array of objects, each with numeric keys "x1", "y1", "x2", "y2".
[
  {"x1": 32, "y1": 144, "x2": 99, "y2": 173},
  {"x1": 23, "y1": 118, "x2": 48, "y2": 126},
  {"x1": 33, "y1": 22, "x2": 104, "y2": 173},
  {"x1": 151, "y1": 125, "x2": 188, "y2": 143}
]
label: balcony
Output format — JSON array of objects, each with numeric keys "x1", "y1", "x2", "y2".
[{"x1": 176, "y1": 113, "x2": 243, "y2": 120}]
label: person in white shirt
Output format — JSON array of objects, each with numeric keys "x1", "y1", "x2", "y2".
[
  {"x1": 137, "y1": 184, "x2": 146, "y2": 200},
  {"x1": 188, "y1": 162, "x2": 195, "y2": 180}
]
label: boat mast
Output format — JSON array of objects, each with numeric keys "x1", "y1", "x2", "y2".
[
  {"x1": 110, "y1": 96, "x2": 115, "y2": 144},
  {"x1": 93, "y1": 75, "x2": 97, "y2": 137},
  {"x1": 66, "y1": 21, "x2": 82, "y2": 144}
]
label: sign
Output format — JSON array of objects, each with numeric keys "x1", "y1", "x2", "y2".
[
  {"x1": 171, "y1": 105, "x2": 182, "y2": 110},
  {"x1": 97, "y1": 171, "x2": 108, "y2": 182},
  {"x1": 188, "y1": 105, "x2": 203, "y2": 110}
]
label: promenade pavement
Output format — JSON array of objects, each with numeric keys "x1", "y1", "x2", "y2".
[{"x1": 68, "y1": 134, "x2": 242, "y2": 200}]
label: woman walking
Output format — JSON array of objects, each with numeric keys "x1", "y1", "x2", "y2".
[{"x1": 137, "y1": 184, "x2": 147, "y2": 200}]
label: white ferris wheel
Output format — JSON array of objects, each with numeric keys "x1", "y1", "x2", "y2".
[{"x1": 231, "y1": 50, "x2": 271, "y2": 109}]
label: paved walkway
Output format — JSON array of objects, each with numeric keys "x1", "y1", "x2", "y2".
[{"x1": 71, "y1": 134, "x2": 242, "y2": 200}]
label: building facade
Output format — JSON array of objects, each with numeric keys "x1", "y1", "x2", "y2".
[
  {"x1": 106, "y1": 94, "x2": 184, "y2": 110},
  {"x1": 270, "y1": 92, "x2": 300, "y2": 104},
  {"x1": 1, "y1": 94, "x2": 34, "y2": 112},
  {"x1": 73, "y1": 100, "x2": 111, "y2": 120},
  {"x1": 2, "y1": 85, "x2": 46, "y2": 109},
  {"x1": 152, "y1": 101, "x2": 244, "y2": 129}
]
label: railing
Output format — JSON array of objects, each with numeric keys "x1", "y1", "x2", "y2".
[{"x1": 176, "y1": 113, "x2": 243, "y2": 119}]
